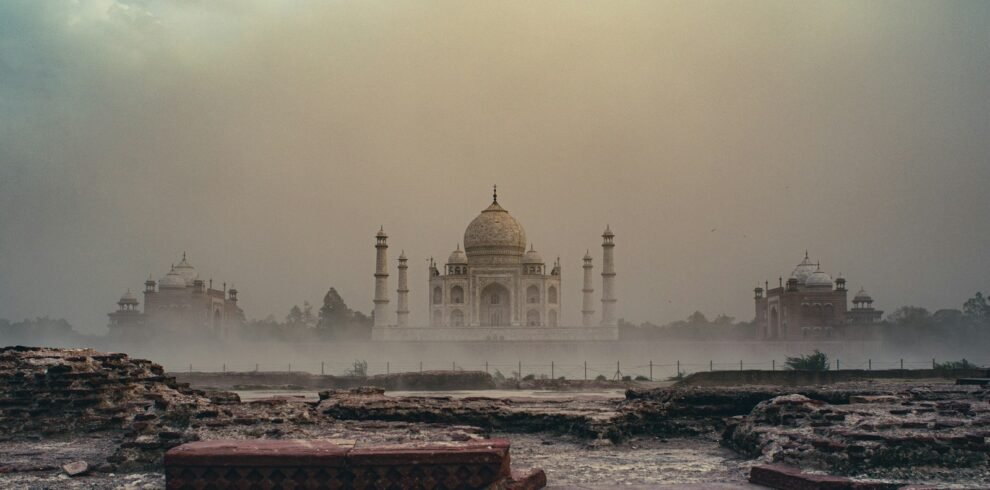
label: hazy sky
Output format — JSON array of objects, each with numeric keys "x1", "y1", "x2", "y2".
[{"x1": 1, "y1": 1, "x2": 988, "y2": 334}]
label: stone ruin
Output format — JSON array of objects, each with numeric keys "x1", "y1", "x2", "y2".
[
  {"x1": 0, "y1": 346, "x2": 216, "y2": 436},
  {"x1": 0, "y1": 347, "x2": 547, "y2": 487},
  {"x1": 165, "y1": 438, "x2": 545, "y2": 489}
]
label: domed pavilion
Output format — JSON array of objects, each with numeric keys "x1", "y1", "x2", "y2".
[{"x1": 372, "y1": 187, "x2": 618, "y2": 341}]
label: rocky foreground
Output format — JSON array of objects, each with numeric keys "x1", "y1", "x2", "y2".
[{"x1": 1, "y1": 346, "x2": 989, "y2": 488}]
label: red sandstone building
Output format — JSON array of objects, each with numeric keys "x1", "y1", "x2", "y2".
[
  {"x1": 108, "y1": 254, "x2": 243, "y2": 342},
  {"x1": 754, "y1": 252, "x2": 882, "y2": 340}
]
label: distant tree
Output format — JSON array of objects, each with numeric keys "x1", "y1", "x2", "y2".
[
  {"x1": 286, "y1": 305, "x2": 304, "y2": 325},
  {"x1": 318, "y1": 288, "x2": 351, "y2": 330},
  {"x1": 713, "y1": 314, "x2": 735, "y2": 325},
  {"x1": 302, "y1": 301, "x2": 316, "y2": 327},
  {"x1": 963, "y1": 292, "x2": 989, "y2": 324},
  {"x1": 886, "y1": 306, "x2": 931, "y2": 328},
  {"x1": 686, "y1": 311, "x2": 708, "y2": 325},
  {"x1": 931, "y1": 309, "x2": 965, "y2": 327},
  {"x1": 785, "y1": 350, "x2": 829, "y2": 371}
]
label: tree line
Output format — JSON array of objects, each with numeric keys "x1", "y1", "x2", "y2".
[{"x1": 240, "y1": 287, "x2": 373, "y2": 342}]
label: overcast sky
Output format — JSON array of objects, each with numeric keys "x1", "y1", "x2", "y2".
[{"x1": 1, "y1": 1, "x2": 988, "y2": 334}]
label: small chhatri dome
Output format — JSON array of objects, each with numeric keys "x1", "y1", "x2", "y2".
[
  {"x1": 522, "y1": 244, "x2": 544, "y2": 264},
  {"x1": 804, "y1": 266, "x2": 834, "y2": 288},
  {"x1": 447, "y1": 243, "x2": 467, "y2": 264},
  {"x1": 854, "y1": 287, "x2": 873, "y2": 303},
  {"x1": 583, "y1": 250, "x2": 592, "y2": 261},
  {"x1": 790, "y1": 251, "x2": 817, "y2": 284},
  {"x1": 119, "y1": 289, "x2": 138, "y2": 304},
  {"x1": 376, "y1": 226, "x2": 387, "y2": 238},
  {"x1": 159, "y1": 266, "x2": 187, "y2": 289},
  {"x1": 399, "y1": 250, "x2": 408, "y2": 261},
  {"x1": 463, "y1": 190, "x2": 527, "y2": 258},
  {"x1": 173, "y1": 252, "x2": 198, "y2": 286}
]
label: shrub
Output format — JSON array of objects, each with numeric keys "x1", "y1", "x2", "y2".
[
  {"x1": 522, "y1": 374, "x2": 536, "y2": 381},
  {"x1": 634, "y1": 375, "x2": 650, "y2": 381},
  {"x1": 934, "y1": 359, "x2": 977, "y2": 370},
  {"x1": 784, "y1": 350, "x2": 829, "y2": 371},
  {"x1": 492, "y1": 369, "x2": 506, "y2": 382},
  {"x1": 347, "y1": 360, "x2": 368, "y2": 377},
  {"x1": 621, "y1": 375, "x2": 632, "y2": 381},
  {"x1": 594, "y1": 374, "x2": 607, "y2": 381}
]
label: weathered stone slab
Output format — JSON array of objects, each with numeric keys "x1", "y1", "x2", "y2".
[
  {"x1": 164, "y1": 438, "x2": 543, "y2": 489},
  {"x1": 750, "y1": 464, "x2": 850, "y2": 489},
  {"x1": 166, "y1": 439, "x2": 350, "y2": 467}
]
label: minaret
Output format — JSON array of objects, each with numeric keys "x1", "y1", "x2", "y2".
[
  {"x1": 600, "y1": 225, "x2": 617, "y2": 326},
  {"x1": 582, "y1": 251, "x2": 595, "y2": 326},
  {"x1": 373, "y1": 226, "x2": 390, "y2": 327},
  {"x1": 396, "y1": 250, "x2": 409, "y2": 327}
]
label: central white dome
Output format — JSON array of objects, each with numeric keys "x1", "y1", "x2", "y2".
[{"x1": 463, "y1": 201, "x2": 527, "y2": 257}]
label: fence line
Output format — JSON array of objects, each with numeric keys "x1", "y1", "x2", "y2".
[{"x1": 164, "y1": 357, "x2": 990, "y2": 380}]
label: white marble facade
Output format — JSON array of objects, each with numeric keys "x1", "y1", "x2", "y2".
[{"x1": 372, "y1": 189, "x2": 617, "y2": 341}]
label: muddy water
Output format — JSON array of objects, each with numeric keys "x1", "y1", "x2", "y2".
[{"x1": 505, "y1": 433, "x2": 759, "y2": 487}]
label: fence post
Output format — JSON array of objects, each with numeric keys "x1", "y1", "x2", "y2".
[
  {"x1": 551, "y1": 361, "x2": 555, "y2": 379},
  {"x1": 676, "y1": 360, "x2": 680, "y2": 376},
  {"x1": 222, "y1": 363, "x2": 226, "y2": 373},
  {"x1": 321, "y1": 361, "x2": 324, "y2": 375},
  {"x1": 255, "y1": 363, "x2": 258, "y2": 372},
  {"x1": 710, "y1": 360, "x2": 713, "y2": 372},
  {"x1": 288, "y1": 363, "x2": 291, "y2": 373},
  {"x1": 452, "y1": 361, "x2": 456, "y2": 371},
  {"x1": 420, "y1": 361, "x2": 423, "y2": 374},
  {"x1": 836, "y1": 359, "x2": 840, "y2": 370},
  {"x1": 386, "y1": 362, "x2": 390, "y2": 375},
  {"x1": 772, "y1": 359, "x2": 775, "y2": 371},
  {"x1": 900, "y1": 358, "x2": 903, "y2": 370},
  {"x1": 649, "y1": 360, "x2": 653, "y2": 381},
  {"x1": 932, "y1": 358, "x2": 935, "y2": 369},
  {"x1": 518, "y1": 361, "x2": 522, "y2": 381},
  {"x1": 189, "y1": 364, "x2": 192, "y2": 373},
  {"x1": 868, "y1": 359, "x2": 871, "y2": 371},
  {"x1": 739, "y1": 360, "x2": 743, "y2": 371},
  {"x1": 584, "y1": 361, "x2": 587, "y2": 380},
  {"x1": 485, "y1": 361, "x2": 488, "y2": 374}
]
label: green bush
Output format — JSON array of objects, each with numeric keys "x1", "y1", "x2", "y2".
[
  {"x1": 784, "y1": 350, "x2": 829, "y2": 371},
  {"x1": 934, "y1": 359, "x2": 977, "y2": 370}
]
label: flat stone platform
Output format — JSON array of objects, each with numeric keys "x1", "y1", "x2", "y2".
[{"x1": 165, "y1": 438, "x2": 545, "y2": 489}]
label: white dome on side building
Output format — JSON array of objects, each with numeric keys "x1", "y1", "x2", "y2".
[
  {"x1": 173, "y1": 253, "x2": 198, "y2": 286},
  {"x1": 790, "y1": 252, "x2": 817, "y2": 284},
  {"x1": 805, "y1": 268, "x2": 834, "y2": 288},
  {"x1": 158, "y1": 268, "x2": 187, "y2": 289}
]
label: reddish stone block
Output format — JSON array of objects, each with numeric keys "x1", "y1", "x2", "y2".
[
  {"x1": 508, "y1": 468, "x2": 548, "y2": 489},
  {"x1": 165, "y1": 440, "x2": 350, "y2": 468},
  {"x1": 164, "y1": 438, "x2": 543, "y2": 490},
  {"x1": 749, "y1": 464, "x2": 853, "y2": 490}
]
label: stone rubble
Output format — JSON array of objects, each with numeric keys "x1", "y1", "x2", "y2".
[{"x1": 723, "y1": 388, "x2": 990, "y2": 483}]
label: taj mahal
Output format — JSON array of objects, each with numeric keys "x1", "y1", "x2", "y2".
[{"x1": 371, "y1": 188, "x2": 619, "y2": 341}]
